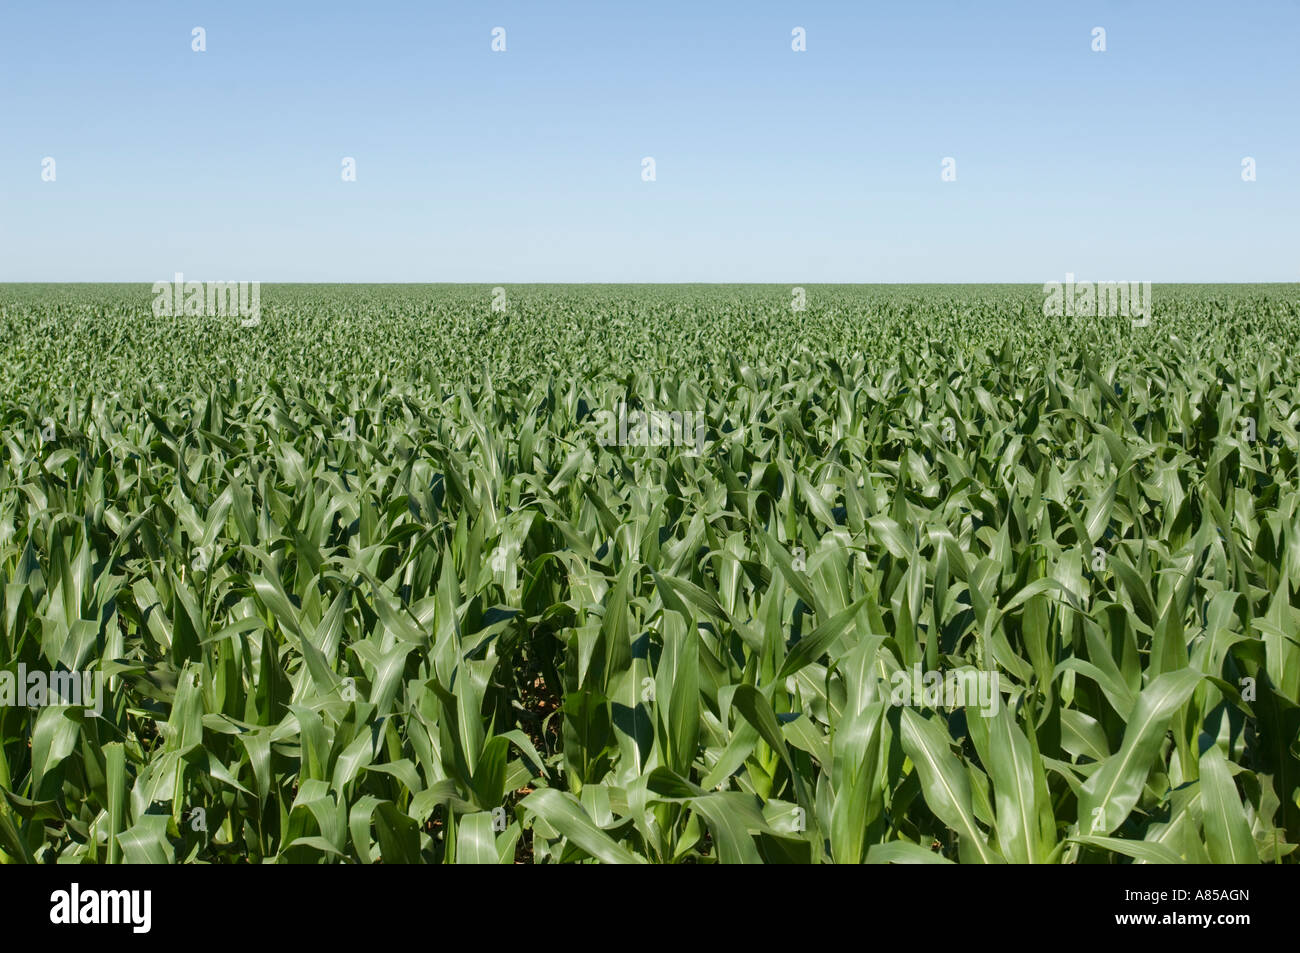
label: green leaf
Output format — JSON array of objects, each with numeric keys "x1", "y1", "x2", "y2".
[
  {"x1": 899, "y1": 708, "x2": 1001, "y2": 863},
  {"x1": 1198, "y1": 745, "x2": 1258, "y2": 864},
  {"x1": 520, "y1": 789, "x2": 644, "y2": 864},
  {"x1": 1079, "y1": 668, "x2": 1202, "y2": 835}
]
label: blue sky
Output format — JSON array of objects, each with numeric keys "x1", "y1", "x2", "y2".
[{"x1": 2, "y1": 1, "x2": 1297, "y2": 282}]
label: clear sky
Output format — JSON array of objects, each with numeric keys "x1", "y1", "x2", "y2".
[{"x1": 2, "y1": 1, "x2": 1297, "y2": 282}]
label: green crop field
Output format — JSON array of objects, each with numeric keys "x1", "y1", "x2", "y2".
[{"x1": 1, "y1": 283, "x2": 1298, "y2": 864}]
